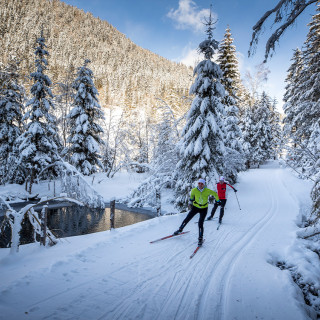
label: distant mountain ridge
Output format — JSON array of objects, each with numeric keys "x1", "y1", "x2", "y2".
[{"x1": 0, "y1": 0, "x2": 193, "y2": 109}]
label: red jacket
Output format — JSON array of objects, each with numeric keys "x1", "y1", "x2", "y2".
[{"x1": 216, "y1": 182, "x2": 235, "y2": 199}]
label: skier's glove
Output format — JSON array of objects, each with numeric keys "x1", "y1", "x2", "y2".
[
  {"x1": 188, "y1": 203, "x2": 192, "y2": 210},
  {"x1": 234, "y1": 189, "x2": 237, "y2": 192},
  {"x1": 216, "y1": 200, "x2": 221, "y2": 205}
]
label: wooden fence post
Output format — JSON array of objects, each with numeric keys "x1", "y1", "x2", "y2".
[
  {"x1": 110, "y1": 198, "x2": 115, "y2": 229},
  {"x1": 40, "y1": 204, "x2": 48, "y2": 246},
  {"x1": 156, "y1": 187, "x2": 161, "y2": 217}
]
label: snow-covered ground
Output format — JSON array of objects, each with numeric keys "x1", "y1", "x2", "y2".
[{"x1": 0, "y1": 161, "x2": 316, "y2": 320}]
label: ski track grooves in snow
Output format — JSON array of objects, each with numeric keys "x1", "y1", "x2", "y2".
[
  {"x1": 105, "y1": 169, "x2": 282, "y2": 320},
  {"x1": 2, "y1": 165, "x2": 306, "y2": 320},
  {"x1": 197, "y1": 170, "x2": 279, "y2": 320}
]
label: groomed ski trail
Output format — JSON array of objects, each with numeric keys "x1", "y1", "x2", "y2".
[{"x1": 0, "y1": 161, "x2": 309, "y2": 320}]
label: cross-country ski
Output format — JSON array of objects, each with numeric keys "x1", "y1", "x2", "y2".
[
  {"x1": 190, "y1": 239, "x2": 205, "y2": 259},
  {"x1": 149, "y1": 231, "x2": 190, "y2": 243}
]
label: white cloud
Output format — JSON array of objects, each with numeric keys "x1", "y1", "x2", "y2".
[
  {"x1": 167, "y1": 0, "x2": 216, "y2": 33},
  {"x1": 179, "y1": 44, "x2": 219, "y2": 68},
  {"x1": 180, "y1": 47, "x2": 201, "y2": 68}
]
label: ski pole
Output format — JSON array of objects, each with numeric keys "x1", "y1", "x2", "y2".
[{"x1": 234, "y1": 191, "x2": 241, "y2": 210}]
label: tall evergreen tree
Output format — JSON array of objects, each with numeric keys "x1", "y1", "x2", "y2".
[
  {"x1": 217, "y1": 26, "x2": 244, "y2": 182},
  {"x1": 67, "y1": 59, "x2": 105, "y2": 175},
  {"x1": 269, "y1": 98, "x2": 282, "y2": 159},
  {"x1": 217, "y1": 26, "x2": 242, "y2": 102},
  {"x1": 15, "y1": 33, "x2": 61, "y2": 192},
  {"x1": 242, "y1": 104, "x2": 257, "y2": 169},
  {"x1": 283, "y1": 4, "x2": 320, "y2": 171},
  {"x1": 252, "y1": 92, "x2": 273, "y2": 166},
  {"x1": 293, "y1": 3, "x2": 320, "y2": 164},
  {"x1": 0, "y1": 60, "x2": 25, "y2": 184},
  {"x1": 283, "y1": 48, "x2": 304, "y2": 143},
  {"x1": 174, "y1": 10, "x2": 226, "y2": 209}
]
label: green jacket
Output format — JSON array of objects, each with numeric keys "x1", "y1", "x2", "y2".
[{"x1": 190, "y1": 187, "x2": 219, "y2": 209}]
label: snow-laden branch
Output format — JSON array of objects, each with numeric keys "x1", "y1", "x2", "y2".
[{"x1": 249, "y1": 0, "x2": 317, "y2": 61}]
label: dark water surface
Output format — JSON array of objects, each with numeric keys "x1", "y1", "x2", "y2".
[{"x1": 0, "y1": 203, "x2": 154, "y2": 248}]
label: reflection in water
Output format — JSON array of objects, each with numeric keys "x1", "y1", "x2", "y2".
[
  {"x1": 0, "y1": 205, "x2": 153, "y2": 248},
  {"x1": 47, "y1": 205, "x2": 152, "y2": 238}
]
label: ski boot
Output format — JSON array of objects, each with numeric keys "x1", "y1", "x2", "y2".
[{"x1": 173, "y1": 228, "x2": 183, "y2": 236}]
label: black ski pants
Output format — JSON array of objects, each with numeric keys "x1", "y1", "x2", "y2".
[
  {"x1": 210, "y1": 199, "x2": 227, "y2": 221},
  {"x1": 179, "y1": 205, "x2": 208, "y2": 239}
]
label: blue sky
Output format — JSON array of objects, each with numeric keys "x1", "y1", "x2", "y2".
[{"x1": 62, "y1": 0, "x2": 315, "y2": 110}]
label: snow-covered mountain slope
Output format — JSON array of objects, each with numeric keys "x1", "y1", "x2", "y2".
[{"x1": 0, "y1": 161, "x2": 314, "y2": 320}]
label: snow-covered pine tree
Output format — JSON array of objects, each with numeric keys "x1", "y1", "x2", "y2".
[
  {"x1": 307, "y1": 122, "x2": 320, "y2": 176},
  {"x1": 283, "y1": 48, "x2": 304, "y2": 143},
  {"x1": 15, "y1": 33, "x2": 61, "y2": 193},
  {"x1": 242, "y1": 103, "x2": 257, "y2": 169},
  {"x1": 291, "y1": 3, "x2": 320, "y2": 171},
  {"x1": 251, "y1": 92, "x2": 273, "y2": 166},
  {"x1": 174, "y1": 10, "x2": 226, "y2": 209},
  {"x1": 282, "y1": 48, "x2": 305, "y2": 167},
  {"x1": 0, "y1": 60, "x2": 25, "y2": 184},
  {"x1": 217, "y1": 26, "x2": 242, "y2": 102},
  {"x1": 217, "y1": 26, "x2": 244, "y2": 183},
  {"x1": 67, "y1": 59, "x2": 105, "y2": 176},
  {"x1": 269, "y1": 98, "x2": 282, "y2": 160}
]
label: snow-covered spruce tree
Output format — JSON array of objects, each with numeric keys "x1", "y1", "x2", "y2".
[
  {"x1": 283, "y1": 49, "x2": 303, "y2": 136},
  {"x1": 282, "y1": 48, "x2": 305, "y2": 167},
  {"x1": 283, "y1": 48, "x2": 304, "y2": 140},
  {"x1": 66, "y1": 59, "x2": 105, "y2": 175},
  {"x1": 269, "y1": 98, "x2": 282, "y2": 160},
  {"x1": 251, "y1": 92, "x2": 273, "y2": 167},
  {"x1": 308, "y1": 122, "x2": 320, "y2": 175},
  {"x1": 217, "y1": 26, "x2": 242, "y2": 102},
  {"x1": 15, "y1": 33, "x2": 61, "y2": 193},
  {"x1": 217, "y1": 26, "x2": 244, "y2": 183},
  {"x1": 291, "y1": 3, "x2": 320, "y2": 171},
  {"x1": 174, "y1": 10, "x2": 226, "y2": 209},
  {"x1": 0, "y1": 60, "x2": 25, "y2": 184},
  {"x1": 242, "y1": 103, "x2": 257, "y2": 169}
]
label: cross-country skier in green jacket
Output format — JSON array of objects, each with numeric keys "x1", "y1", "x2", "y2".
[{"x1": 174, "y1": 178, "x2": 220, "y2": 246}]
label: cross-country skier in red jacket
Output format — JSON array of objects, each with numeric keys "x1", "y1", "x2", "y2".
[{"x1": 207, "y1": 176, "x2": 237, "y2": 224}]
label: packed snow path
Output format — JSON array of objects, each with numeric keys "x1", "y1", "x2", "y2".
[{"x1": 0, "y1": 161, "x2": 311, "y2": 320}]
